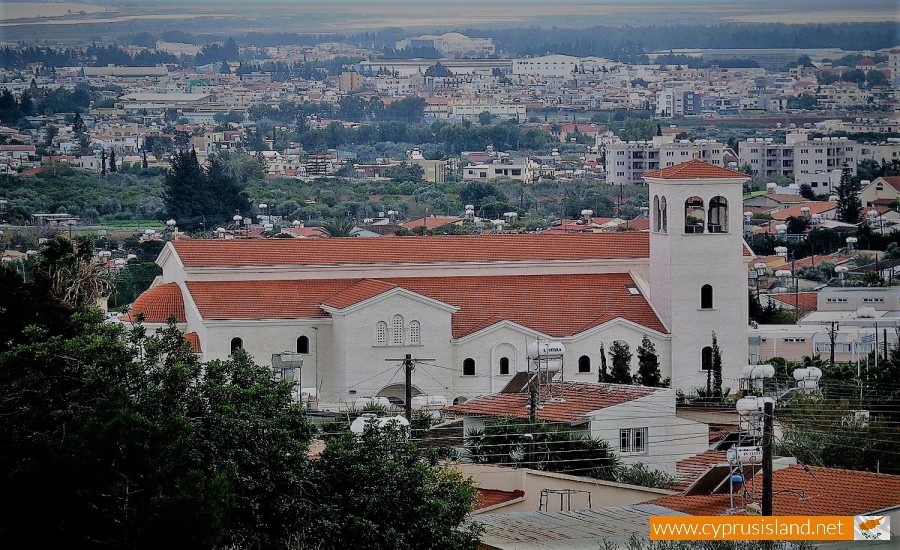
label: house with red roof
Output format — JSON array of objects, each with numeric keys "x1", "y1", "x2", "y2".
[
  {"x1": 124, "y1": 160, "x2": 753, "y2": 403},
  {"x1": 448, "y1": 381, "x2": 709, "y2": 475},
  {"x1": 861, "y1": 176, "x2": 900, "y2": 207},
  {"x1": 650, "y1": 464, "x2": 900, "y2": 517}
]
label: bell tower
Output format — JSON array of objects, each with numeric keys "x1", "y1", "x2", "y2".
[{"x1": 644, "y1": 160, "x2": 751, "y2": 391}]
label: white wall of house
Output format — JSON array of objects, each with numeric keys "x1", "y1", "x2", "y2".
[{"x1": 588, "y1": 390, "x2": 709, "y2": 475}]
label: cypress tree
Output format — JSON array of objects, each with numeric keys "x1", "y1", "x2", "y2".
[{"x1": 608, "y1": 341, "x2": 633, "y2": 384}]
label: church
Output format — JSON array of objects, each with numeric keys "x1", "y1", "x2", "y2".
[{"x1": 124, "y1": 160, "x2": 752, "y2": 404}]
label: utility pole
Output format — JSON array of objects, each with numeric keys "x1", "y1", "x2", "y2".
[
  {"x1": 386, "y1": 355, "x2": 435, "y2": 421},
  {"x1": 762, "y1": 400, "x2": 774, "y2": 516},
  {"x1": 404, "y1": 354, "x2": 413, "y2": 421}
]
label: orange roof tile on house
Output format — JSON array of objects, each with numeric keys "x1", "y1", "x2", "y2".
[
  {"x1": 768, "y1": 292, "x2": 819, "y2": 312},
  {"x1": 186, "y1": 279, "x2": 348, "y2": 321},
  {"x1": 771, "y1": 202, "x2": 837, "y2": 221},
  {"x1": 185, "y1": 273, "x2": 667, "y2": 338},
  {"x1": 618, "y1": 218, "x2": 651, "y2": 231},
  {"x1": 122, "y1": 282, "x2": 185, "y2": 323},
  {"x1": 673, "y1": 452, "x2": 727, "y2": 491},
  {"x1": 643, "y1": 159, "x2": 748, "y2": 180},
  {"x1": 650, "y1": 465, "x2": 900, "y2": 516},
  {"x1": 170, "y1": 233, "x2": 652, "y2": 268},
  {"x1": 475, "y1": 489, "x2": 525, "y2": 510},
  {"x1": 321, "y1": 279, "x2": 398, "y2": 309},
  {"x1": 446, "y1": 382, "x2": 658, "y2": 423},
  {"x1": 184, "y1": 331, "x2": 202, "y2": 352},
  {"x1": 401, "y1": 216, "x2": 463, "y2": 230}
]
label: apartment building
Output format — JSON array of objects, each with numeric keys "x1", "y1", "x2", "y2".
[
  {"x1": 603, "y1": 134, "x2": 727, "y2": 185},
  {"x1": 512, "y1": 55, "x2": 580, "y2": 78},
  {"x1": 739, "y1": 133, "x2": 857, "y2": 179},
  {"x1": 655, "y1": 87, "x2": 702, "y2": 118}
]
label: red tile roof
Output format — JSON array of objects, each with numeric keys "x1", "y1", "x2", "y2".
[
  {"x1": 651, "y1": 465, "x2": 900, "y2": 516},
  {"x1": 643, "y1": 159, "x2": 748, "y2": 180},
  {"x1": 673, "y1": 452, "x2": 727, "y2": 491},
  {"x1": 619, "y1": 218, "x2": 651, "y2": 231},
  {"x1": 446, "y1": 382, "x2": 658, "y2": 423},
  {"x1": 186, "y1": 279, "x2": 346, "y2": 320},
  {"x1": 171, "y1": 233, "x2": 651, "y2": 267},
  {"x1": 184, "y1": 331, "x2": 202, "y2": 352},
  {"x1": 475, "y1": 489, "x2": 525, "y2": 510},
  {"x1": 122, "y1": 282, "x2": 185, "y2": 323},
  {"x1": 185, "y1": 273, "x2": 667, "y2": 337},
  {"x1": 768, "y1": 292, "x2": 819, "y2": 312},
  {"x1": 771, "y1": 202, "x2": 837, "y2": 221},
  {"x1": 321, "y1": 279, "x2": 398, "y2": 309}
]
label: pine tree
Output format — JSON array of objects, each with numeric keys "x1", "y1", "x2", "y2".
[
  {"x1": 835, "y1": 164, "x2": 862, "y2": 224},
  {"x1": 636, "y1": 335, "x2": 662, "y2": 387},
  {"x1": 142, "y1": 150, "x2": 148, "y2": 170},
  {"x1": 108, "y1": 148, "x2": 117, "y2": 173},
  {"x1": 711, "y1": 331, "x2": 723, "y2": 396},
  {"x1": 608, "y1": 341, "x2": 633, "y2": 384},
  {"x1": 100, "y1": 149, "x2": 106, "y2": 176},
  {"x1": 162, "y1": 149, "x2": 206, "y2": 230}
]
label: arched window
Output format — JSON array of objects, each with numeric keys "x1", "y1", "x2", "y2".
[
  {"x1": 708, "y1": 196, "x2": 728, "y2": 233},
  {"x1": 684, "y1": 196, "x2": 705, "y2": 234},
  {"x1": 376, "y1": 321, "x2": 387, "y2": 345},
  {"x1": 297, "y1": 335, "x2": 309, "y2": 354},
  {"x1": 409, "y1": 320, "x2": 421, "y2": 345},
  {"x1": 391, "y1": 314, "x2": 404, "y2": 345},
  {"x1": 463, "y1": 358, "x2": 476, "y2": 376},
  {"x1": 701, "y1": 346, "x2": 713, "y2": 371},
  {"x1": 653, "y1": 195, "x2": 660, "y2": 232},
  {"x1": 578, "y1": 355, "x2": 591, "y2": 373},
  {"x1": 659, "y1": 196, "x2": 668, "y2": 233},
  {"x1": 499, "y1": 357, "x2": 510, "y2": 375},
  {"x1": 701, "y1": 284, "x2": 713, "y2": 309},
  {"x1": 230, "y1": 337, "x2": 243, "y2": 353}
]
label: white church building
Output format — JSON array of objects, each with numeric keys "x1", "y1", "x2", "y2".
[{"x1": 124, "y1": 160, "x2": 752, "y2": 404}]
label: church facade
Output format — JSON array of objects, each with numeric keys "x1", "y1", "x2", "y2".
[{"x1": 125, "y1": 160, "x2": 752, "y2": 404}]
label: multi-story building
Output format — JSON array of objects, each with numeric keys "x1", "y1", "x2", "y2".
[
  {"x1": 395, "y1": 33, "x2": 495, "y2": 57},
  {"x1": 739, "y1": 133, "x2": 857, "y2": 179},
  {"x1": 604, "y1": 135, "x2": 727, "y2": 185},
  {"x1": 655, "y1": 87, "x2": 702, "y2": 118},
  {"x1": 512, "y1": 55, "x2": 580, "y2": 78}
]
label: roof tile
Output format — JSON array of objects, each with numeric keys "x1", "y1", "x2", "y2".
[
  {"x1": 122, "y1": 282, "x2": 185, "y2": 323},
  {"x1": 651, "y1": 464, "x2": 900, "y2": 516},
  {"x1": 643, "y1": 159, "x2": 749, "y2": 180},
  {"x1": 446, "y1": 382, "x2": 659, "y2": 423},
  {"x1": 171, "y1": 233, "x2": 651, "y2": 267},
  {"x1": 184, "y1": 273, "x2": 668, "y2": 337}
]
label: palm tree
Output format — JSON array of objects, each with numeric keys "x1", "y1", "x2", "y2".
[{"x1": 320, "y1": 219, "x2": 356, "y2": 238}]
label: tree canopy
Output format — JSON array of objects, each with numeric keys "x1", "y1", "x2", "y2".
[
  {"x1": 162, "y1": 150, "x2": 252, "y2": 231},
  {"x1": 0, "y1": 244, "x2": 479, "y2": 548}
]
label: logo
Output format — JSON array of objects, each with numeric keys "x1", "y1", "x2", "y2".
[{"x1": 854, "y1": 515, "x2": 890, "y2": 541}]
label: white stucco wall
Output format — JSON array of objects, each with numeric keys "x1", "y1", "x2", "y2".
[{"x1": 588, "y1": 390, "x2": 709, "y2": 475}]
